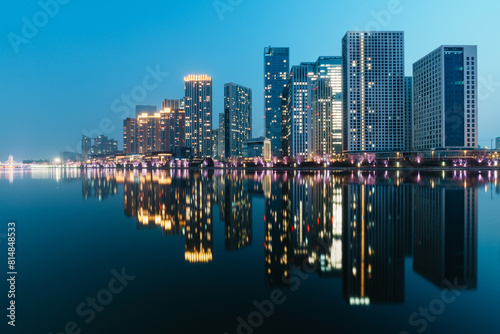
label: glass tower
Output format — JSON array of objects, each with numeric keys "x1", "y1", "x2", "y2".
[
  {"x1": 413, "y1": 46, "x2": 478, "y2": 150},
  {"x1": 264, "y1": 47, "x2": 289, "y2": 158}
]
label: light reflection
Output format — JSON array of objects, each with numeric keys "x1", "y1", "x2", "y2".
[{"x1": 74, "y1": 169, "x2": 492, "y2": 304}]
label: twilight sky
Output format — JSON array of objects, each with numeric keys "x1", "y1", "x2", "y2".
[{"x1": 1, "y1": 0, "x2": 499, "y2": 160}]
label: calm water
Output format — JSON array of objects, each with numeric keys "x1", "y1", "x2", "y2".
[{"x1": 1, "y1": 168, "x2": 499, "y2": 334}]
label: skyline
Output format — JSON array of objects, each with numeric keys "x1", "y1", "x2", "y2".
[{"x1": 1, "y1": 0, "x2": 500, "y2": 160}]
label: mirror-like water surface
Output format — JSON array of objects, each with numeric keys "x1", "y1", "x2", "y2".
[{"x1": 0, "y1": 169, "x2": 499, "y2": 334}]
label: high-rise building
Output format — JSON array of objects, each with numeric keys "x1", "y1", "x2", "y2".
[
  {"x1": 404, "y1": 77, "x2": 413, "y2": 152},
  {"x1": 136, "y1": 105, "x2": 157, "y2": 117},
  {"x1": 264, "y1": 47, "x2": 289, "y2": 158},
  {"x1": 496, "y1": 137, "x2": 500, "y2": 150},
  {"x1": 283, "y1": 63, "x2": 315, "y2": 159},
  {"x1": 160, "y1": 107, "x2": 185, "y2": 153},
  {"x1": 342, "y1": 31, "x2": 405, "y2": 153},
  {"x1": 413, "y1": 46, "x2": 478, "y2": 150},
  {"x1": 184, "y1": 75, "x2": 213, "y2": 158},
  {"x1": 224, "y1": 83, "x2": 252, "y2": 158},
  {"x1": 311, "y1": 56, "x2": 343, "y2": 158}
]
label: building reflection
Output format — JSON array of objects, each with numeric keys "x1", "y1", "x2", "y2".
[
  {"x1": 413, "y1": 182, "x2": 478, "y2": 289},
  {"x1": 342, "y1": 181, "x2": 406, "y2": 305},
  {"x1": 81, "y1": 169, "x2": 483, "y2": 301},
  {"x1": 214, "y1": 171, "x2": 252, "y2": 251},
  {"x1": 264, "y1": 173, "x2": 291, "y2": 286},
  {"x1": 82, "y1": 170, "x2": 118, "y2": 200}
]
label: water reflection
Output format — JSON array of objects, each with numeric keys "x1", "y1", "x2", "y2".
[{"x1": 80, "y1": 169, "x2": 496, "y2": 304}]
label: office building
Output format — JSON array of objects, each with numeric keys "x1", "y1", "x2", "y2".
[
  {"x1": 311, "y1": 56, "x2": 343, "y2": 158},
  {"x1": 283, "y1": 63, "x2": 315, "y2": 159},
  {"x1": 224, "y1": 83, "x2": 252, "y2": 158},
  {"x1": 184, "y1": 75, "x2": 213, "y2": 158},
  {"x1": 496, "y1": 137, "x2": 500, "y2": 150},
  {"x1": 264, "y1": 47, "x2": 289, "y2": 158},
  {"x1": 413, "y1": 46, "x2": 478, "y2": 150},
  {"x1": 342, "y1": 31, "x2": 405, "y2": 153}
]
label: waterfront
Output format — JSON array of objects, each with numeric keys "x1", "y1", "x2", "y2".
[{"x1": 0, "y1": 169, "x2": 499, "y2": 334}]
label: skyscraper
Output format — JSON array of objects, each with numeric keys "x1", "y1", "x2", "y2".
[
  {"x1": 312, "y1": 56, "x2": 343, "y2": 158},
  {"x1": 283, "y1": 63, "x2": 315, "y2": 159},
  {"x1": 224, "y1": 83, "x2": 252, "y2": 158},
  {"x1": 184, "y1": 75, "x2": 213, "y2": 158},
  {"x1": 342, "y1": 31, "x2": 405, "y2": 153},
  {"x1": 413, "y1": 46, "x2": 478, "y2": 150},
  {"x1": 404, "y1": 77, "x2": 413, "y2": 152},
  {"x1": 264, "y1": 47, "x2": 289, "y2": 158}
]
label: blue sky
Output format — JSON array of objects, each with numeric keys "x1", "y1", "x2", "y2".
[{"x1": 1, "y1": 0, "x2": 499, "y2": 160}]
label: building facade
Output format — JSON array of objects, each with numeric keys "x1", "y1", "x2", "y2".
[
  {"x1": 342, "y1": 31, "x2": 405, "y2": 153},
  {"x1": 264, "y1": 47, "x2": 289, "y2": 158},
  {"x1": 311, "y1": 56, "x2": 343, "y2": 158},
  {"x1": 413, "y1": 46, "x2": 478, "y2": 151},
  {"x1": 283, "y1": 63, "x2": 315, "y2": 159},
  {"x1": 224, "y1": 83, "x2": 252, "y2": 158},
  {"x1": 184, "y1": 75, "x2": 213, "y2": 158}
]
